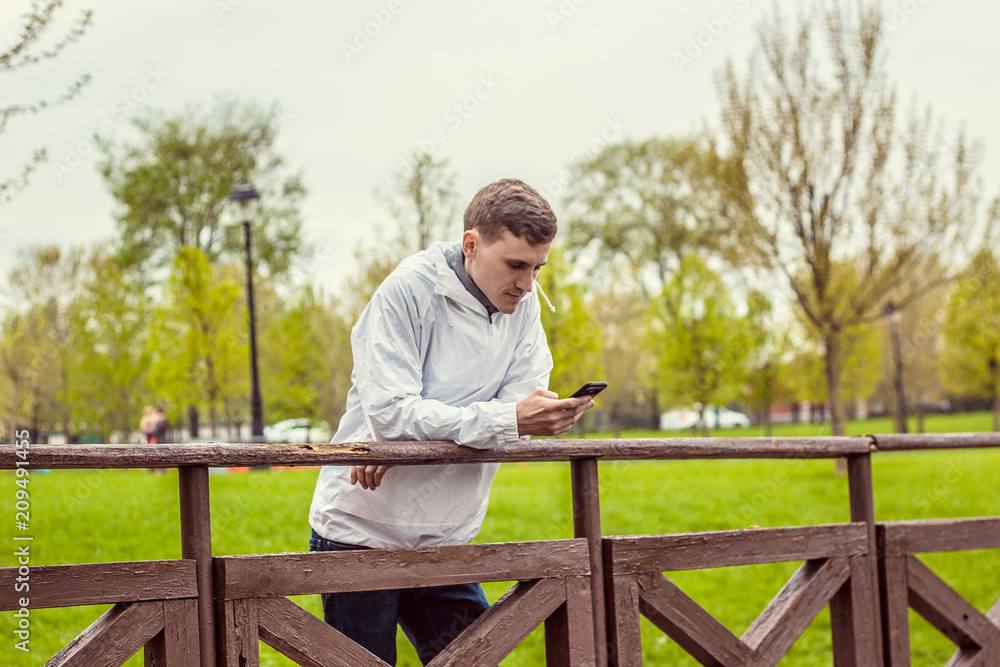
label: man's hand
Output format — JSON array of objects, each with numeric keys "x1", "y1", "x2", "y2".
[
  {"x1": 516, "y1": 388, "x2": 595, "y2": 436},
  {"x1": 351, "y1": 464, "x2": 393, "y2": 490}
]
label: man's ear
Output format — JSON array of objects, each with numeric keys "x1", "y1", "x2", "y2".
[{"x1": 462, "y1": 229, "x2": 479, "y2": 259}]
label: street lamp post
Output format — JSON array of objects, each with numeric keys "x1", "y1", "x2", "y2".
[
  {"x1": 884, "y1": 300, "x2": 908, "y2": 434},
  {"x1": 229, "y1": 183, "x2": 265, "y2": 443}
]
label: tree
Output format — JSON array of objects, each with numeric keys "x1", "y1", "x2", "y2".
[
  {"x1": 1, "y1": 0, "x2": 92, "y2": 202},
  {"x1": 97, "y1": 99, "x2": 305, "y2": 277},
  {"x1": 0, "y1": 245, "x2": 85, "y2": 438},
  {"x1": 379, "y1": 151, "x2": 459, "y2": 255},
  {"x1": 743, "y1": 291, "x2": 795, "y2": 436},
  {"x1": 790, "y1": 313, "x2": 882, "y2": 426},
  {"x1": 536, "y1": 246, "x2": 604, "y2": 431},
  {"x1": 147, "y1": 248, "x2": 246, "y2": 438},
  {"x1": 348, "y1": 152, "x2": 459, "y2": 320},
  {"x1": 261, "y1": 286, "x2": 353, "y2": 429},
  {"x1": 942, "y1": 250, "x2": 1000, "y2": 430},
  {"x1": 717, "y1": 2, "x2": 987, "y2": 434},
  {"x1": 67, "y1": 249, "x2": 151, "y2": 441},
  {"x1": 649, "y1": 254, "x2": 750, "y2": 434},
  {"x1": 564, "y1": 137, "x2": 737, "y2": 296},
  {"x1": 589, "y1": 274, "x2": 651, "y2": 437}
]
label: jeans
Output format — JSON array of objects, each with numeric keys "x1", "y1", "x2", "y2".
[{"x1": 308, "y1": 528, "x2": 490, "y2": 665}]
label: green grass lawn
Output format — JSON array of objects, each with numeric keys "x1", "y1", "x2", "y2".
[{"x1": 1, "y1": 412, "x2": 998, "y2": 665}]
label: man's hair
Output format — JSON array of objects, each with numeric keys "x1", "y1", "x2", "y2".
[{"x1": 463, "y1": 178, "x2": 557, "y2": 245}]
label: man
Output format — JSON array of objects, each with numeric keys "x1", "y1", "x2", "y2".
[{"x1": 308, "y1": 178, "x2": 595, "y2": 664}]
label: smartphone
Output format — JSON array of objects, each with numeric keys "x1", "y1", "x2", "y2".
[{"x1": 570, "y1": 381, "x2": 608, "y2": 399}]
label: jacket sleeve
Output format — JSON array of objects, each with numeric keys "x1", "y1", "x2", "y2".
[
  {"x1": 495, "y1": 291, "x2": 554, "y2": 409},
  {"x1": 355, "y1": 278, "x2": 521, "y2": 449}
]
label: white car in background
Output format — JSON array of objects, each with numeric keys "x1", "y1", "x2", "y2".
[
  {"x1": 264, "y1": 418, "x2": 333, "y2": 444},
  {"x1": 659, "y1": 407, "x2": 751, "y2": 430}
]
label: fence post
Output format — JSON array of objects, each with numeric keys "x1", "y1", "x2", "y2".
[
  {"x1": 838, "y1": 450, "x2": 885, "y2": 667},
  {"x1": 178, "y1": 465, "x2": 216, "y2": 667},
  {"x1": 571, "y1": 456, "x2": 608, "y2": 666}
]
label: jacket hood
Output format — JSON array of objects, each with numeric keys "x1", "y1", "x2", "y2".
[{"x1": 420, "y1": 241, "x2": 556, "y2": 326}]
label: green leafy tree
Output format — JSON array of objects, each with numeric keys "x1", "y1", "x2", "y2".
[
  {"x1": 649, "y1": 254, "x2": 750, "y2": 434},
  {"x1": 0, "y1": 245, "x2": 85, "y2": 438},
  {"x1": 942, "y1": 250, "x2": 1000, "y2": 430},
  {"x1": 537, "y1": 246, "x2": 604, "y2": 431},
  {"x1": 564, "y1": 137, "x2": 737, "y2": 294},
  {"x1": 744, "y1": 291, "x2": 795, "y2": 435},
  {"x1": 148, "y1": 248, "x2": 246, "y2": 438},
  {"x1": 589, "y1": 274, "x2": 651, "y2": 437},
  {"x1": 97, "y1": 99, "x2": 305, "y2": 277},
  {"x1": 261, "y1": 286, "x2": 353, "y2": 428},
  {"x1": 790, "y1": 314, "x2": 882, "y2": 425},
  {"x1": 68, "y1": 249, "x2": 151, "y2": 440},
  {"x1": 718, "y1": 2, "x2": 987, "y2": 434}
]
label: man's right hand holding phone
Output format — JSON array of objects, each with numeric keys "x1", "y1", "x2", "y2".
[{"x1": 515, "y1": 388, "x2": 595, "y2": 436}]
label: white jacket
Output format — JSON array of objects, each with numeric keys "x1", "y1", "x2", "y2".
[{"x1": 308, "y1": 241, "x2": 554, "y2": 548}]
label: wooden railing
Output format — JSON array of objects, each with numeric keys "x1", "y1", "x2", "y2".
[{"x1": 1, "y1": 433, "x2": 998, "y2": 666}]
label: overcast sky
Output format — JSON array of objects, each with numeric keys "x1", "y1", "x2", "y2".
[{"x1": 2, "y1": 0, "x2": 998, "y2": 293}]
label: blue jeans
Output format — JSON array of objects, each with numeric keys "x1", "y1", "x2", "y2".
[{"x1": 308, "y1": 528, "x2": 490, "y2": 665}]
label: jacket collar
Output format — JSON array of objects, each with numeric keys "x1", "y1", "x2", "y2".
[{"x1": 432, "y1": 243, "x2": 497, "y2": 319}]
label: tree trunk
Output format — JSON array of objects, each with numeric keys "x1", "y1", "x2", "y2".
[
  {"x1": 916, "y1": 392, "x2": 925, "y2": 434},
  {"x1": 822, "y1": 332, "x2": 847, "y2": 436},
  {"x1": 610, "y1": 404, "x2": 622, "y2": 439},
  {"x1": 209, "y1": 404, "x2": 218, "y2": 439},
  {"x1": 993, "y1": 394, "x2": 999, "y2": 432},
  {"x1": 188, "y1": 404, "x2": 199, "y2": 438},
  {"x1": 764, "y1": 402, "x2": 773, "y2": 437},
  {"x1": 649, "y1": 391, "x2": 660, "y2": 430}
]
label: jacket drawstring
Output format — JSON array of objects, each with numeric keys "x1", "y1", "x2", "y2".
[
  {"x1": 441, "y1": 294, "x2": 455, "y2": 327},
  {"x1": 535, "y1": 281, "x2": 557, "y2": 313}
]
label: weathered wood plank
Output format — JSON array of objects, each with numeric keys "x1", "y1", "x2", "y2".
[
  {"x1": 0, "y1": 560, "x2": 196, "y2": 611},
  {"x1": 878, "y1": 553, "x2": 912, "y2": 667},
  {"x1": 0, "y1": 436, "x2": 873, "y2": 469},
  {"x1": 944, "y1": 646, "x2": 994, "y2": 667},
  {"x1": 428, "y1": 578, "x2": 566, "y2": 667},
  {"x1": 217, "y1": 539, "x2": 589, "y2": 599},
  {"x1": 178, "y1": 465, "x2": 215, "y2": 667},
  {"x1": 743, "y1": 558, "x2": 850, "y2": 666},
  {"x1": 218, "y1": 598, "x2": 260, "y2": 667},
  {"x1": 570, "y1": 456, "x2": 607, "y2": 666},
  {"x1": 870, "y1": 433, "x2": 1000, "y2": 451},
  {"x1": 906, "y1": 556, "x2": 998, "y2": 650},
  {"x1": 545, "y1": 577, "x2": 596, "y2": 667},
  {"x1": 637, "y1": 572, "x2": 753, "y2": 666},
  {"x1": 880, "y1": 518, "x2": 1000, "y2": 555},
  {"x1": 844, "y1": 452, "x2": 884, "y2": 667},
  {"x1": 607, "y1": 524, "x2": 868, "y2": 573},
  {"x1": 46, "y1": 601, "x2": 164, "y2": 667},
  {"x1": 604, "y1": 572, "x2": 643, "y2": 667},
  {"x1": 830, "y1": 556, "x2": 881, "y2": 667},
  {"x1": 144, "y1": 598, "x2": 200, "y2": 667},
  {"x1": 256, "y1": 595, "x2": 387, "y2": 667}
]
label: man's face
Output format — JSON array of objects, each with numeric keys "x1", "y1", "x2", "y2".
[{"x1": 463, "y1": 228, "x2": 550, "y2": 315}]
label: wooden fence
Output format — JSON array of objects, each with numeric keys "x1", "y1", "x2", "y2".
[{"x1": 1, "y1": 433, "x2": 998, "y2": 666}]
